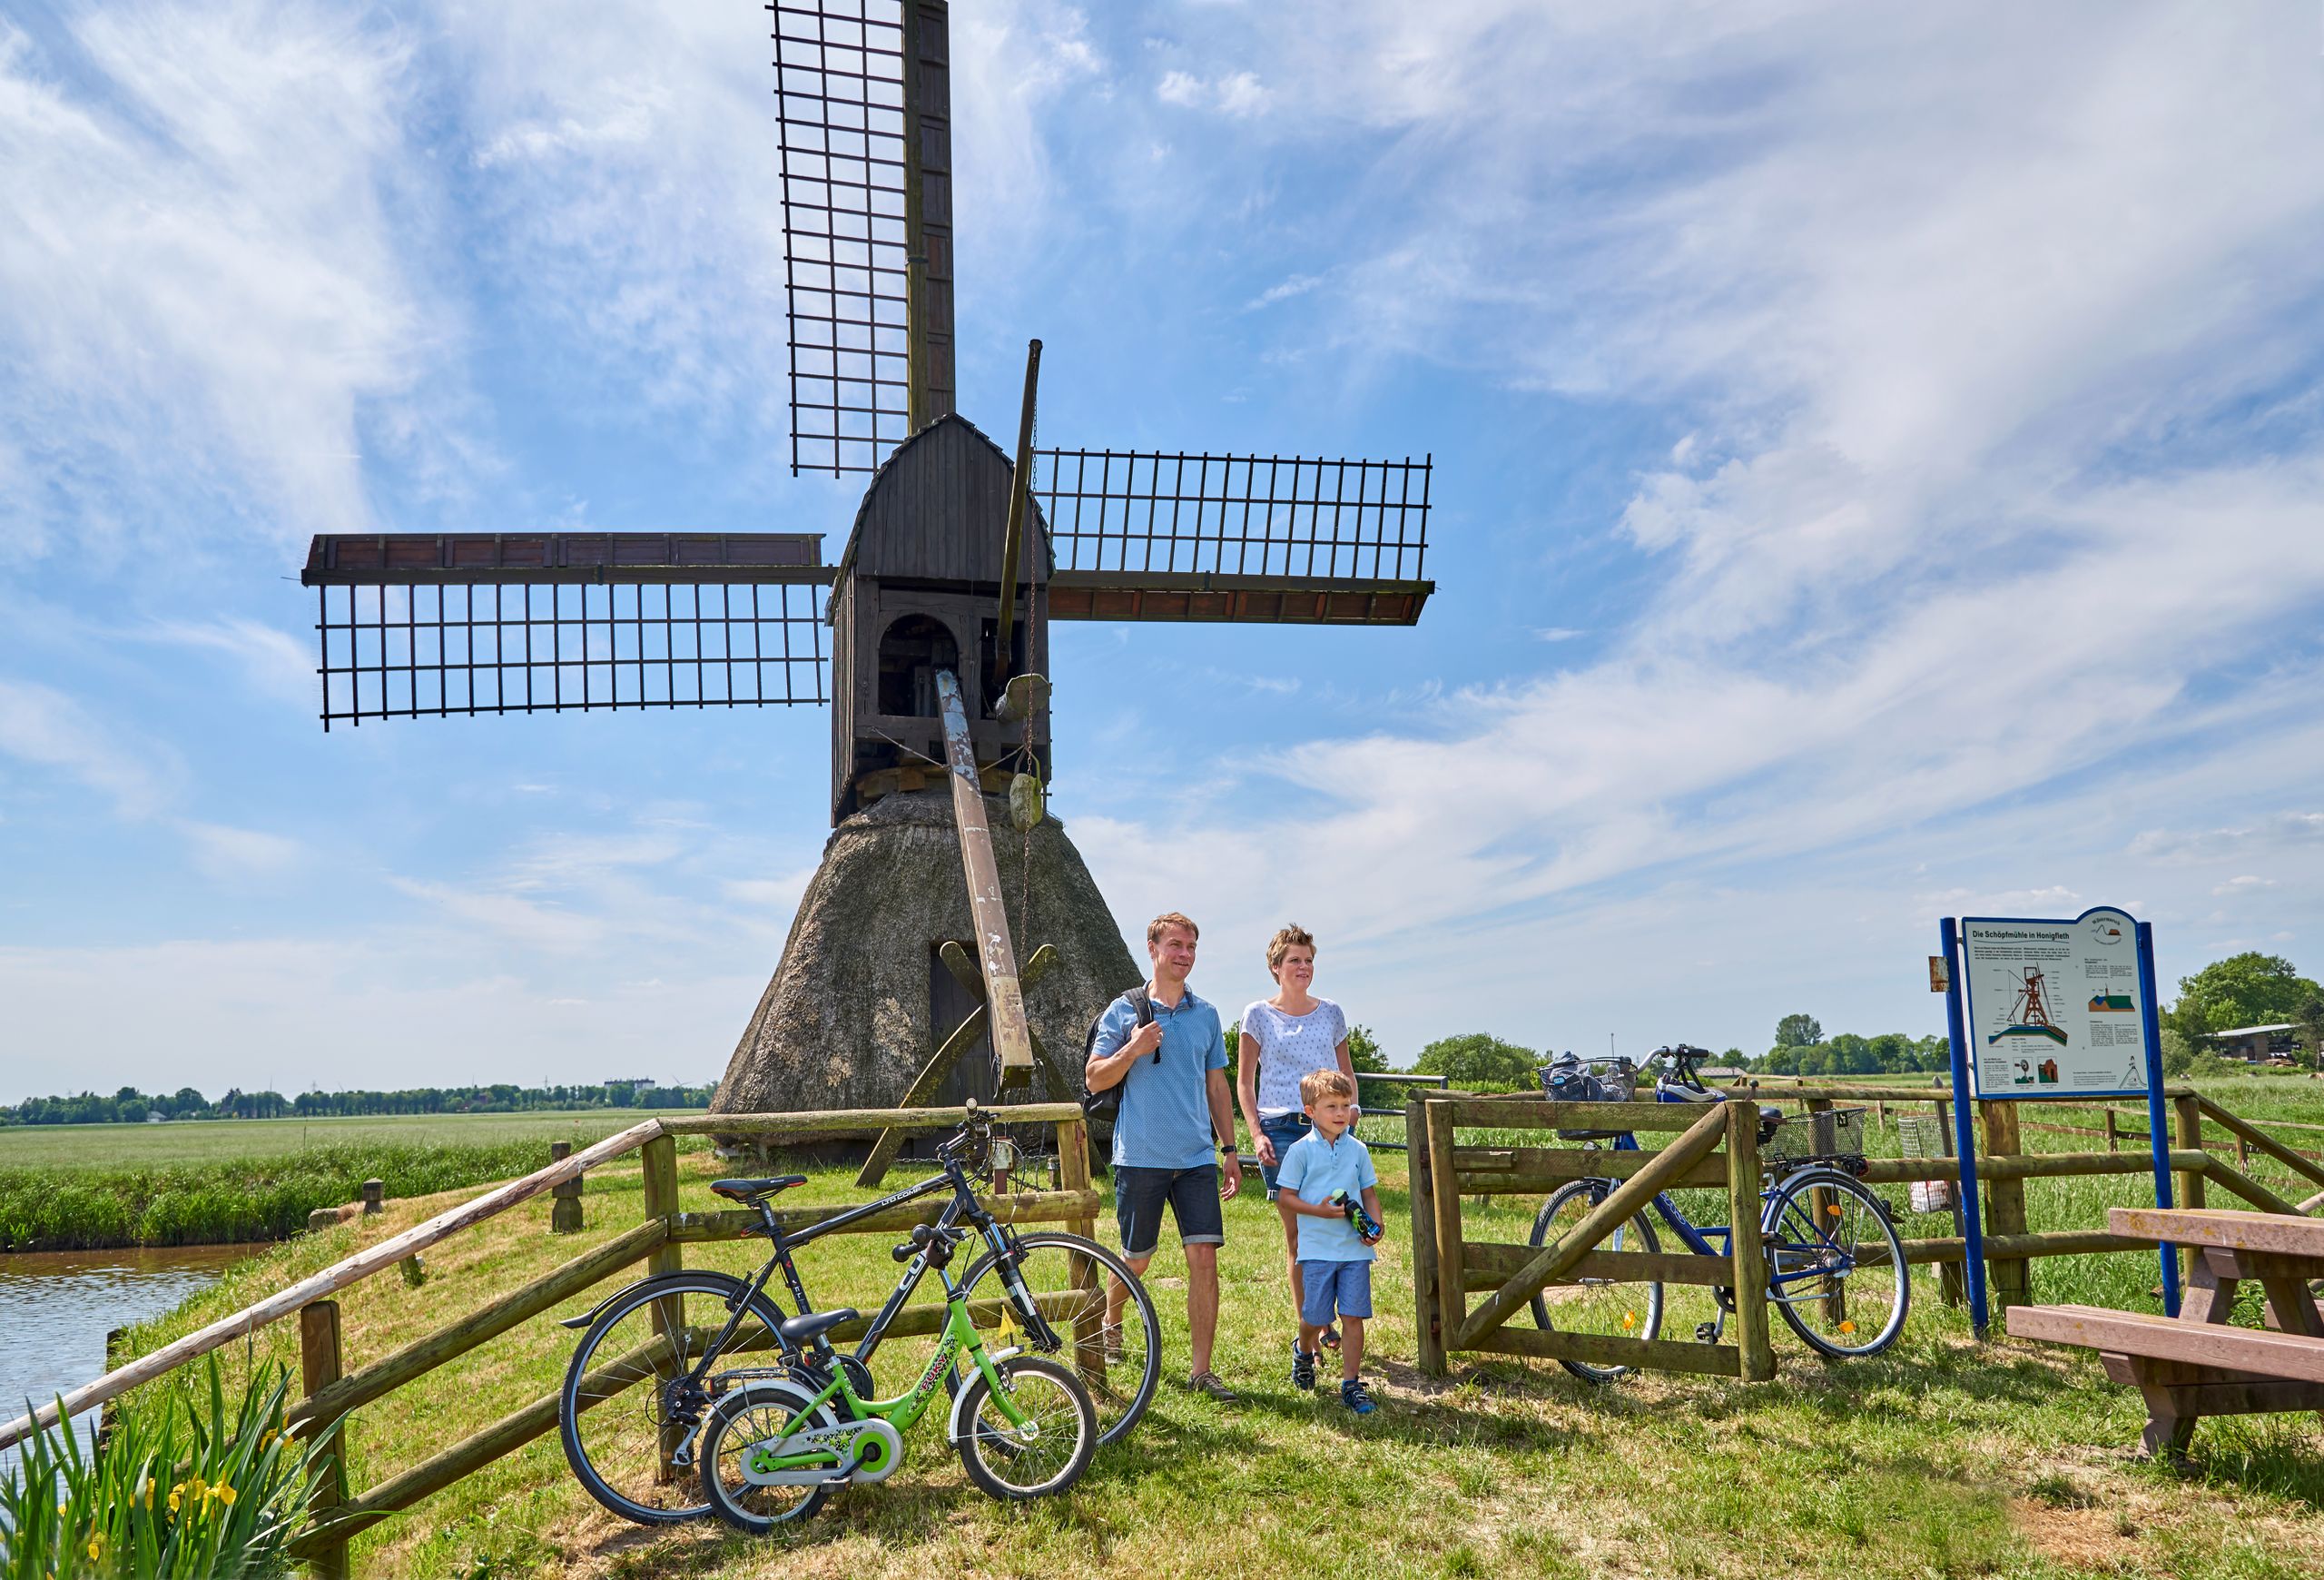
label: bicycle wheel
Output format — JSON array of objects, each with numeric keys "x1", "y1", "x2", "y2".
[
  {"x1": 954, "y1": 1355, "x2": 1097, "y2": 1501},
  {"x1": 956, "y1": 1231, "x2": 1158, "y2": 1447},
  {"x1": 695, "y1": 1378, "x2": 839, "y2": 1532},
  {"x1": 558, "y1": 1271, "x2": 792, "y2": 1526},
  {"x1": 1762, "y1": 1169, "x2": 1910, "y2": 1358},
  {"x1": 1527, "y1": 1179, "x2": 1665, "y2": 1384}
]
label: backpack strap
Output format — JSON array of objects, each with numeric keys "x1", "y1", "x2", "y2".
[{"x1": 1126, "y1": 984, "x2": 1157, "y2": 1059}]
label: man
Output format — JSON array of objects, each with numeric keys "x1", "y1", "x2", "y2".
[{"x1": 1086, "y1": 911, "x2": 1245, "y2": 1400}]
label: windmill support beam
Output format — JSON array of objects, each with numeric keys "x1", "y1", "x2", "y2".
[
  {"x1": 1048, "y1": 571, "x2": 1433, "y2": 626},
  {"x1": 856, "y1": 942, "x2": 1063, "y2": 1187},
  {"x1": 934, "y1": 669, "x2": 1035, "y2": 1088}
]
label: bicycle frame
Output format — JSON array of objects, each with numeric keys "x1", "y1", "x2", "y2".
[
  {"x1": 1592, "y1": 1121, "x2": 1856, "y2": 1301},
  {"x1": 669, "y1": 1145, "x2": 1056, "y2": 1400},
  {"x1": 750, "y1": 1272, "x2": 1033, "y2": 1476}
]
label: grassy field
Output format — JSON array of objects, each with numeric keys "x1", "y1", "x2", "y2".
[
  {"x1": 0, "y1": 1110, "x2": 692, "y2": 1170},
  {"x1": 106, "y1": 1080, "x2": 2324, "y2": 1580}
]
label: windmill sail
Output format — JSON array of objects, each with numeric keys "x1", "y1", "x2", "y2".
[
  {"x1": 1035, "y1": 449, "x2": 1433, "y2": 625},
  {"x1": 301, "y1": 531, "x2": 832, "y2": 727},
  {"x1": 773, "y1": 0, "x2": 948, "y2": 477}
]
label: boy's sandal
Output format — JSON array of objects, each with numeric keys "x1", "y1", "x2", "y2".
[
  {"x1": 1187, "y1": 1370, "x2": 1240, "y2": 1403},
  {"x1": 1320, "y1": 1323, "x2": 1342, "y2": 1349}
]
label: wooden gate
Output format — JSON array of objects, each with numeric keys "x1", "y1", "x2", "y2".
[{"x1": 1405, "y1": 1093, "x2": 1778, "y2": 1381}]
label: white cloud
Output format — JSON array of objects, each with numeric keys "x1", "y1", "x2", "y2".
[
  {"x1": 178, "y1": 820, "x2": 305, "y2": 884},
  {"x1": 1245, "y1": 272, "x2": 1324, "y2": 311},
  {"x1": 0, "y1": 678, "x2": 172, "y2": 820},
  {"x1": 0, "y1": 3, "x2": 466, "y2": 558},
  {"x1": 140, "y1": 619, "x2": 316, "y2": 707},
  {"x1": 1156, "y1": 66, "x2": 1268, "y2": 117},
  {"x1": 2132, "y1": 813, "x2": 2324, "y2": 864}
]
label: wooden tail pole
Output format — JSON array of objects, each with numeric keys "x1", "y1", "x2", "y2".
[
  {"x1": 933, "y1": 668, "x2": 1035, "y2": 1086},
  {"x1": 993, "y1": 338, "x2": 1042, "y2": 692}
]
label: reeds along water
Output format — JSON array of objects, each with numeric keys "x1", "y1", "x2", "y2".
[{"x1": 0, "y1": 1140, "x2": 559, "y2": 1252}]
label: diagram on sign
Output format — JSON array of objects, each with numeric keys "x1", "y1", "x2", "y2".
[
  {"x1": 1986, "y1": 967, "x2": 2070, "y2": 1048},
  {"x1": 1960, "y1": 907, "x2": 2152, "y2": 1099}
]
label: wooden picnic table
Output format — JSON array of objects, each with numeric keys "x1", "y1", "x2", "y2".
[{"x1": 2006, "y1": 1206, "x2": 2324, "y2": 1460}]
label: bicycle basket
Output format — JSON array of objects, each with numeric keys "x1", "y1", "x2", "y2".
[
  {"x1": 1766, "y1": 1105, "x2": 1866, "y2": 1158},
  {"x1": 1541, "y1": 1060, "x2": 1637, "y2": 1140}
]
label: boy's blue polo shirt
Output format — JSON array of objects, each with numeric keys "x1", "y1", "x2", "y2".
[
  {"x1": 1092, "y1": 986, "x2": 1226, "y2": 1170},
  {"x1": 1275, "y1": 1128, "x2": 1378, "y2": 1261}
]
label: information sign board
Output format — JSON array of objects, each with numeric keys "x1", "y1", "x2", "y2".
[{"x1": 1959, "y1": 906, "x2": 2151, "y2": 1098}]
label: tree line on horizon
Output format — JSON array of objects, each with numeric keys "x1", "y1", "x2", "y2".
[
  {"x1": 12, "y1": 953, "x2": 2314, "y2": 1124},
  {"x1": 0, "y1": 1079, "x2": 715, "y2": 1129}
]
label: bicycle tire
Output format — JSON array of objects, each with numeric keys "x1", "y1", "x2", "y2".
[
  {"x1": 1762, "y1": 1169, "x2": 1910, "y2": 1358},
  {"x1": 695, "y1": 1377, "x2": 839, "y2": 1532},
  {"x1": 953, "y1": 1355, "x2": 1097, "y2": 1501},
  {"x1": 956, "y1": 1231, "x2": 1159, "y2": 1447},
  {"x1": 558, "y1": 1270, "x2": 792, "y2": 1526},
  {"x1": 1527, "y1": 1179, "x2": 1665, "y2": 1384}
]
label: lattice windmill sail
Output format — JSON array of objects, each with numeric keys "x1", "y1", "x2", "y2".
[{"x1": 296, "y1": 0, "x2": 1436, "y2": 1146}]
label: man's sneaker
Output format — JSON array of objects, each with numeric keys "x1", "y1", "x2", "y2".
[
  {"x1": 1188, "y1": 1370, "x2": 1240, "y2": 1403},
  {"x1": 1290, "y1": 1343, "x2": 1317, "y2": 1392},
  {"x1": 1339, "y1": 1378, "x2": 1376, "y2": 1416}
]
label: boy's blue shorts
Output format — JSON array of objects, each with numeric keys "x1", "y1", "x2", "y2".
[{"x1": 1298, "y1": 1259, "x2": 1374, "y2": 1327}]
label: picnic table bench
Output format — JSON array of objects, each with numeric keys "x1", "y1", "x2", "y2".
[{"x1": 2005, "y1": 1206, "x2": 2324, "y2": 1460}]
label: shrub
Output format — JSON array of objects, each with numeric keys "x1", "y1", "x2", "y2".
[
  {"x1": 1413, "y1": 1033, "x2": 1539, "y2": 1092},
  {"x1": 0, "y1": 1358, "x2": 334, "y2": 1578}
]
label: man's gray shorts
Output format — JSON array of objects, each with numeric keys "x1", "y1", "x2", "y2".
[{"x1": 1114, "y1": 1164, "x2": 1224, "y2": 1259}]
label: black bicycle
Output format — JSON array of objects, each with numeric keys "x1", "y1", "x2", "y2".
[{"x1": 556, "y1": 1104, "x2": 1161, "y2": 1526}]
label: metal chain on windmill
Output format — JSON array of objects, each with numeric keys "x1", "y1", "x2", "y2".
[{"x1": 290, "y1": 0, "x2": 1437, "y2": 1170}]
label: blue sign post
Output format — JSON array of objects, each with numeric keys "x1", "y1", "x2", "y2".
[
  {"x1": 2136, "y1": 920, "x2": 2181, "y2": 1316},
  {"x1": 1938, "y1": 905, "x2": 2175, "y2": 1336},
  {"x1": 1938, "y1": 917, "x2": 1991, "y2": 1334}
]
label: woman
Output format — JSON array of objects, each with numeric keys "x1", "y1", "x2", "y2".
[{"x1": 1236, "y1": 923, "x2": 1356, "y2": 1341}]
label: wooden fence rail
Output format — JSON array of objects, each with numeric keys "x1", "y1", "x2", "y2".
[{"x1": 2, "y1": 1102, "x2": 1094, "y2": 1580}]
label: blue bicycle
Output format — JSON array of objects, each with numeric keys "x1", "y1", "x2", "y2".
[{"x1": 1530, "y1": 1044, "x2": 1909, "y2": 1382}]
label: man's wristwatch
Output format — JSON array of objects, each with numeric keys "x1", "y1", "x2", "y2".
[{"x1": 1217, "y1": 1140, "x2": 1238, "y2": 1157}]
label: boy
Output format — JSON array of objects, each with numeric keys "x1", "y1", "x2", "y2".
[{"x1": 1273, "y1": 1068, "x2": 1385, "y2": 1414}]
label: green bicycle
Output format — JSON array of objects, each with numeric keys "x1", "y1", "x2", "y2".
[{"x1": 697, "y1": 1214, "x2": 1097, "y2": 1527}]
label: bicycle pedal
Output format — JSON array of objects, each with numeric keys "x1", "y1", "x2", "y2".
[{"x1": 1694, "y1": 1322, "x2": 1720, "y2": 1344}]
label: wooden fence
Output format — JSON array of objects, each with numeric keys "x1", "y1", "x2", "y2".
[
  {"x1": 1405, "y1": 1084, "x2": 2324, "y2": 1379},
  {"x1": 1405, "y1": 1094, "x2": 1779, "y2": 1381},
  {"x1": 0, "y1": 1103, "x2": 1096, "y2": 1578}
]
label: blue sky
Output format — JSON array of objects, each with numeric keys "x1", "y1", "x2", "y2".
[{"x1": 4, "y1": 1, "x2": 2322, "y2": 1104}]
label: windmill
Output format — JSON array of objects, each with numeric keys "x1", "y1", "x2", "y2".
[{"x1": 296, "y1": 0, "x2": 1435, "y2": 1152}]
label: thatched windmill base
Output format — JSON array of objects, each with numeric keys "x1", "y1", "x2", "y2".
[{"x1": 711, "y1": 790, "x2": 1138, "y2": 1155}]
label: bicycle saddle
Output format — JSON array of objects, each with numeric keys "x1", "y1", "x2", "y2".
[
  {"x1": 709, "y1": 1174, "x2": 809, "y2": 1202},
  {"x1": 778, "y1": 1308, "x2": 859, "y2": 1347}
]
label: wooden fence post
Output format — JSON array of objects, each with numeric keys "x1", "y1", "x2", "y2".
[
  {"x1": 549, "y1": 1141, "x2": 583, "y2": 1234},
  {"x1": 360, "y1": 1180, "x2": 384, "y2": 1216},
  {"x1": 1424, "y1": 1101, "x2": 1466, "y2": 1369},
  {"x1": 639, "y1": 1133, "x2": 684, "y2": 1480},
  {"x1": 1978, "y1": 1101, "x2": 2032, "y2": 1312},
  {"x1": 1726, "y1": 1101, "x2": 1776, "y2": 1382},
  {"x1": 1053, "y1": 1114, "x2": 1105, "y2": 1391},
  {"x1": 2104, "y1": 1108, "x2": 2119, "y2": 1152},
  {"x1": 300, "y1": 1301, "x2": 350, "y2": 1580},
  {"x1": 1802, "y1": 1096, "x2": 1845, "y2": 1323},
  {"x1": 1406, "y1": 1097, "x2": 1445, "y2": 1377},
  {"x1": 2171, "y1": 1094, "x2": 2206, "y2": 1282}
]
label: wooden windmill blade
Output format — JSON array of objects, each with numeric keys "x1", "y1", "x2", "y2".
[
  {"x1": 771, "y1": 0, "x2": 950, "y2": 477},
  {"x1": 300, "y1": 531, "x2": 836, "y2": 729},
  {"x1": 1034, "y1": 448, "x2": 1434, "y2": 626}
]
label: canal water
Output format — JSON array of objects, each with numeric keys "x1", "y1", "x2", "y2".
[{"x1": 0, "y1": 1243, "x2": 262, "y2": 1474}]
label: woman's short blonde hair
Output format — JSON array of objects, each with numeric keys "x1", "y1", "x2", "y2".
[{"x1": 1265, "y1": 923, "x2": 1315, "y2": 975}]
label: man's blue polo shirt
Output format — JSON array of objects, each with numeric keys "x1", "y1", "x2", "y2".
[{"x1": 1092, "y1": 985, "x2": 1226, "y2": 1170}]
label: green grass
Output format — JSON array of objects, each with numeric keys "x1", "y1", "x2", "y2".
[
  {"x1": 107, "y1": 1111, "x2": 2324, "y2": 1580},
  {"x1": 0, "y1": 1111, "x2": 693, "y2": 1170},
  {"x1": 0, "y1": 1141, "x2": 655, "y2": 1252}
]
